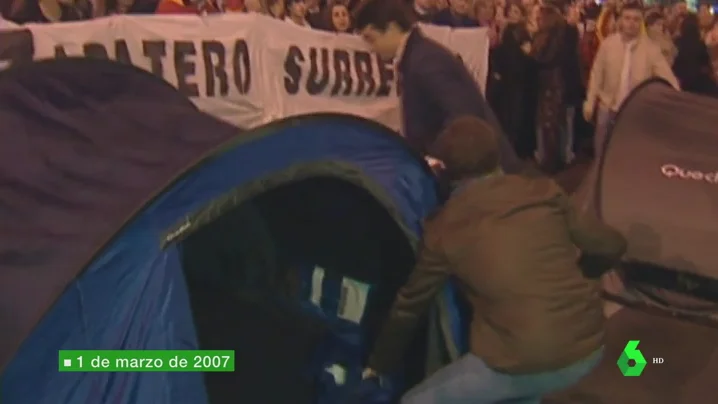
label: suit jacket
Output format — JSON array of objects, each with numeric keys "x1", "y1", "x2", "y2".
[
  {"x1": 586, "y1": 33, "x2": 679, "y2": 112},
  {"x1": 397, "y1": 29, "x2": 522, "y2": 173},
  {"x1": 368, "y1": 175, "x2": 627, "y2": 374}
]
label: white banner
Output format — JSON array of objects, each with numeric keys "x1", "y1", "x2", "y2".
[{"x1": 0, "y1": 14, "x2": 488, "y2": 130}]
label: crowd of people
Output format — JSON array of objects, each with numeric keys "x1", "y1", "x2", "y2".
[
  {"x1": 484, "y1": 0, "x2": 718, "y2": 172},
  {"x1": 3, "y1": 0, "x2": 718, "y2": 173},
  {"x1": 1, "y1": 0, "x2": 712, "y2": 402}
]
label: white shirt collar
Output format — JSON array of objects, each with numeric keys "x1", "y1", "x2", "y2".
[{"x1": 621, "y1": 36, "x2": 639, "y2": 49}]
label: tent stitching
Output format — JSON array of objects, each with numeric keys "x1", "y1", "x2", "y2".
[{"x1": 161, "y1": 160, "x2": 420, "y2": 251}]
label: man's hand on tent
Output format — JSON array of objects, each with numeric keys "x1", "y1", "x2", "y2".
[{"x1": 425, "y1": 156, "x2": 445, "y2": 174}]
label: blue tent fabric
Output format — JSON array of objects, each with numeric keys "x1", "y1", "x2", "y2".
[{"x1": 0, "y1": 59, "x2": 443, "y2": 404}]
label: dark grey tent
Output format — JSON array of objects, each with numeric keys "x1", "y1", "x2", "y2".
[{"x1": 574, "y1": 79, "x2": 718, "y2": 320}]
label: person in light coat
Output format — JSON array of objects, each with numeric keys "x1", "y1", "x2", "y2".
[{"x1": 583, "y1": 2, "x2": 679, "y2": 159}]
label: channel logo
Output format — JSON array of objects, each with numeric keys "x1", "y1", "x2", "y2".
[{"x1": 618, "y1": 340, "x2": 664, "y2": 377}]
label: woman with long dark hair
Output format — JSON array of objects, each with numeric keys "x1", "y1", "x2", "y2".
[
  {"x1": 561, "y1": 2, "x2": 583, "y2": 165},
  {"x1": 493, "y1": 1, "x2": 535, "y2": 158},
  {"x1": 529, "y1": 5, "x2": 566, "y2": 173},
  {"x1": 646, "y1": 11, "x2": 677, "y2": 65},
  {"x1": 673, "y1": 13, "x2": 718, "y2": 96},
  {"x1": 285, "y1": 0, "x2": 310, "y2": 26},
  {"x1": 324, "y1": 1, "x2": 352, "y2": 32}
]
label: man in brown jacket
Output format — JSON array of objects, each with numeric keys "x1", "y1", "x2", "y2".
[{"x1": 362, "y1": 116, "x2": 627, "y2": 403}]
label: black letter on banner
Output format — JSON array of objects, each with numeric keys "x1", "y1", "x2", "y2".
[
  {"x1": 283, "y1": 45, "x2": 303, "y2": 95},
  {"x1": 330, "y1": 49, "x2": 352, "y2": 96},
  {"x1": 143, "y1": 41, "x2": 166, "y2": 77},
  {"x1": 201, "y1": 40, "x2": 228, "y2": 97},
  {"x1": 232, "y1": 40, "x2": 251, "y2": 94},
  {"x1": 376, "y1": 59, "x2": 394, "y2": 97},
  {"x1": 54, "y1": 45, "x2": 68, "y2": 58},
  {"x1": 83, "y1": 43, "x2": 109, "y2": 59},
  {"x1": 353, "y1": 51, "x2": 375, "y2": 96},
  {"x1": 0, "y1": 29, "x2": 34, "y2": 69},
  {"x1": 115, "y1": 40, "x2": 132, "y2": 65},
  {"x1": 306, "y1": 48, "x2": 329, "y2": 95},
  {"x1": 174, "y1": 41, "x2": 199, "y2": 97}
]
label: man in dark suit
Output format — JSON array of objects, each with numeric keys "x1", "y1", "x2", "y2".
[
  {"x1": 353, "y1": 0, "x2": 522, "y2": 174},
  {"x1": 361, "y1": 116, "x2": 627, "y2": 403}
]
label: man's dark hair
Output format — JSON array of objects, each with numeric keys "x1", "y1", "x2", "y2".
[
  {"x1": 352, "y1": 0, "x2": 415, "y2": 31},
  {"x1": 430, "y1": 116, "x2": 500, "y2": 181}
]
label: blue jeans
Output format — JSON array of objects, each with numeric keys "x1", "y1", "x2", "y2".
[{"x1": 400, "y1": 348, "x2": 603, "y2": 404}]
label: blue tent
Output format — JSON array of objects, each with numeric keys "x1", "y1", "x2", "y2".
[{"x1": 0, "y1": 59, "x2": 462, "y2": 404}]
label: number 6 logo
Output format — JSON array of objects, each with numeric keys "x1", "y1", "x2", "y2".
[{"x1": 617, "y1": 340, "x2": 647, "y2": 376}]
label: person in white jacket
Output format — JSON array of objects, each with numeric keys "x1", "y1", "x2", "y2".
[{"x1": 583, "y1": 2, "x2": 679, "y2": 158}]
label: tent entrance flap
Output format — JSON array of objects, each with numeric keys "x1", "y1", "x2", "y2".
[{"x1": 177, "y1": 176, "x2": 420, "y2": 404}]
